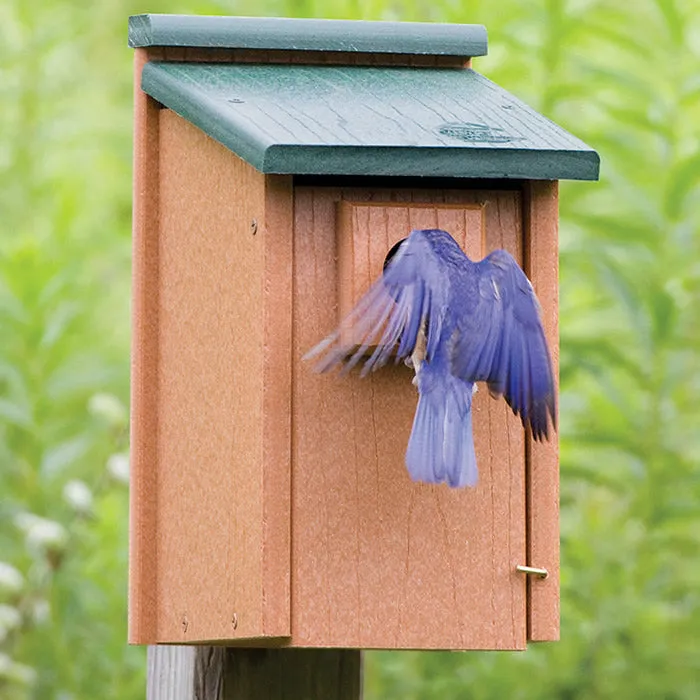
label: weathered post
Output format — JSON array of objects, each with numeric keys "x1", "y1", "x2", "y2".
[{"x1": 147, "y1": 647, "x2": 362, "y2": 699}]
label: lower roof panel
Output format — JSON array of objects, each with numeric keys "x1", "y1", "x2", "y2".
[{"x1": 141, "y1": 62, "x2": 599, "y2": 181}]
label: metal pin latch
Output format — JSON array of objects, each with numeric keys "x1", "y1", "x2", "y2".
[{"x1": 516, "y1": 565, "x2": 549, "y2": 579}]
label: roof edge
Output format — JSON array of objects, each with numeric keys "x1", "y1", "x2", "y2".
[
  {"x1": 141, "y1": 62, "x2": 272, "y2": 171},
  {"x1": 262, "y1": 144, "x2": 600, "y2": 180},
  {"x1": 128, "y1": 14, "x2": 488, "y2": 56}
]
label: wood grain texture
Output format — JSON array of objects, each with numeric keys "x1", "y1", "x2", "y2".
[
  {"x1": 293, "y1": 187, "x2": 527, "y2": 649},
  {"x1": 337, "y1": 201, "x2": 485, "y2": 321},
  {"x1": 222, "y1": 649, "x2": 362, "y2": 699},
  {"x1": 140, "y1": 62, "x2": 600, "y2": 181},
  {"x1": 147, "y1": 646, "x2": 196, "y2": 700},
  {"x1": 129, "y1": 46, "x2": 164, "y2": 645},
  {"x1": 261, "y1": 175, "x2": 294, "y2": 636},
  {"x1": 152, "y1": 111, "x2": 290, "y2": 643},
  {"x1": 523, "y1": 180, "x2": 560, "y2": 641},
  {"x1": 194, "y1": 647, "x2": 227, "y2": 699},
  {"x1": 148, "y1": 646, "x2": 361, "y2": 700}
]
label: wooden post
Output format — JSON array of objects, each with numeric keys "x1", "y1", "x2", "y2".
[{"x1": 147, "y1": 647, "x2": 363, "y2": 700}]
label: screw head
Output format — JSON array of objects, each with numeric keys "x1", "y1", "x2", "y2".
[{"x1": 231, "y1": 613, "x2": 238, "y2": 630}]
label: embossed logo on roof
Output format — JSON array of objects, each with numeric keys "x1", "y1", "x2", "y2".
[{"x1": 438, "y1": 122, "x2": 521, "y2": 144}]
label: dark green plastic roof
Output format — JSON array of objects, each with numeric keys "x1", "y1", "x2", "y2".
[
  {"x1": 128, "y1": 14, "x2": 488, "y2": 56},
  {"x1": 141, "y1": 62, "x2": 600, "y2": 180}
]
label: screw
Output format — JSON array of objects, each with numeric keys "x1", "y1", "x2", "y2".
[
  {"x1": 250, "y1": 219, "x2": 258, "y2": 235},
  {"x1": 231, "y1": 613, "x2": 238, "y2": 630},
  {"x1": 182, "y1": 615, "x2": 189, "y2": 633}
]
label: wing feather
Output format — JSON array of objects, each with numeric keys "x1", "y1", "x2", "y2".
[
  {"x1": 454, "y1": 249, "x2": 556, "y2": 439},
  {"x1": 303, "y1": 230, "x2": 450, "y2": 374}
]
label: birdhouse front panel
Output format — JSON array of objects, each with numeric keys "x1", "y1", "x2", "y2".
[{"x1": 291, "y1": 186, "x2": 528, "y2": 649}]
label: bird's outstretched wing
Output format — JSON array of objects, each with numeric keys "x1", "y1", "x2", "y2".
[
  {"x1": 304, "y1": 229, "x2": 450, "y2": 375},
  {"x1": 452, "y1": 249, "x2": 556, "y2": 440}
]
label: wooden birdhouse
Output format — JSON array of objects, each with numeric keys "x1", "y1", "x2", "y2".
[{"x1": 128, "y1": 14, "x2": 599, "y2": 650}]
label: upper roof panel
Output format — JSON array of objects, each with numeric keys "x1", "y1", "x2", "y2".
[{"x1": 128, "y1": 14, "x2": 488, "y2": 56}]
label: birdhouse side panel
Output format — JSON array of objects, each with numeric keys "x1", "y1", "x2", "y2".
[
  {"x1": 524, "y1": 180, "x2": 560, "y2": 641},
  {"x1": 150, "y1": 110, "x2": 289, "y2": 643},
  {"x1": 129, "y1": 48, "x2": 164, "y2": 645},
  {"x1": 292, "y1": 186, "x2": 527, "y2": 650}
]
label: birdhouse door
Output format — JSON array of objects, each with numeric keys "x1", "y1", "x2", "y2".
[{"x1": 291, "y1": 184, "x2": 532, "y2": 649}]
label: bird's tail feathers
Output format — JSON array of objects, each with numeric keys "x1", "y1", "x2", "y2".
[{"x1": 406, "y1": 363, "x2": 477, "y2": 488}]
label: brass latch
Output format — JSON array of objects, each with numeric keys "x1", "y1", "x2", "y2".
[{"x1": 516, "y1": 565, "x2": 549, "y2": 579}]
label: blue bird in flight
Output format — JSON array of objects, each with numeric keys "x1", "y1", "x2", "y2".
[{"x1": 304, "y1": 228, "x2": 556, "y2": 488}]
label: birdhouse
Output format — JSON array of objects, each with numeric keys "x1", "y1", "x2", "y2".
[{"x1": 127, "y1": 14, "x2": 599, "y2": 650}]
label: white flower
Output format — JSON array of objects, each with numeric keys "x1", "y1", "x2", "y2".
[
  {"x1": 0, "y1": 562, "x2": 24, "y2": 594},
  {"x1": 62, "y1": 480, "x2": 93, "y2": 514},
  {"x1": 0, "y1": 604, "x2": 21, "y2": 630},
  {"x1": 31, "y1": 599, "x2": 50, "y2": 625},
  {"x1": 107, "y1": 453, "x2": 130, "y2": 484},
  {"x1": 0, "y1": 652, "x2": 36, "y2": 685},
  {"x1": 14, "y1": 513, "x2": 68, "y2": 552},
  {"x1": 88, "y1": 393, "x2": 127, "y2": 426},
  {"x1": 0, "y1": 605, "x2": 22, "y2": 644}
]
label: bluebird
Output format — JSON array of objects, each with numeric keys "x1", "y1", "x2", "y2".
[{"x1": 304, "y1": 228, "x2": 556, "y2": 488}]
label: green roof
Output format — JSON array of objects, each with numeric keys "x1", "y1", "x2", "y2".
[
  {"x1": 141, "y1": 61, "x2": 600, "y2": 181},
  {"x1": 128, "y1": 14, "x2": 488, "y2": 57}
]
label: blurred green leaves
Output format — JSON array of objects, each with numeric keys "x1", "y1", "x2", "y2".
[
  {"x1": 1, "y1": 0, "x2": 137, "y2": 695},
  {"x1": 1, "y1": 0, "x2": 699, "y2": 697}
]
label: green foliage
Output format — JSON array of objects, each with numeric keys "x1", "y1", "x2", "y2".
[{"x1": 1, "y1": 0, "x2": 698, "y2": 698}]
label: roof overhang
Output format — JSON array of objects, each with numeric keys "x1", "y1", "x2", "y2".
[{"x1": 141, "y1": 61, "x2": 600, "y2": 181}]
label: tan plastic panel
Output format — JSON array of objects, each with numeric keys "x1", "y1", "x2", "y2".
[
  {"x1": 524, "y1": 180, "x2": 560, "y2": 641},
  {"x1": 291, "y1": 187, "x2": 527, "y2": 649},
  {"x1": 129, "y1": 48, "x2": 164, "y2": 645},
  {"x1": 129, "y1": 107, "x2": 292, "y2": 644},
  {"x1": 337, "y1": 201, "x2": 485, "y2": 325}
]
